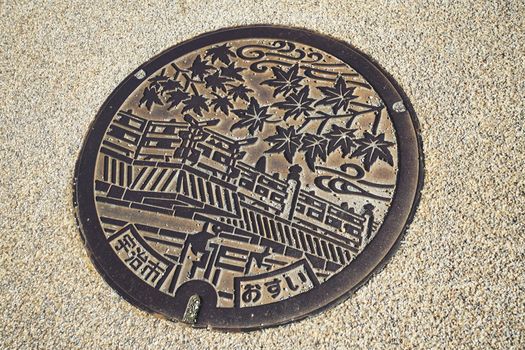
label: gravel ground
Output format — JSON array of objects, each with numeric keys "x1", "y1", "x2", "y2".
[{"x1": 1, "y1": 1, "x2": 524, "y2": 349}]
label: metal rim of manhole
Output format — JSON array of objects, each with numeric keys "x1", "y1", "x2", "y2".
[{"x1": 73, "y1": 25, "x2": 423, "y2": 331}]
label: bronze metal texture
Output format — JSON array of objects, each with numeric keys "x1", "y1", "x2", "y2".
[{"x1": 73, "y1": 25, "x2": 424, "y2": 330}]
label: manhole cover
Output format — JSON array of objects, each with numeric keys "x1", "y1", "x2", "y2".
[{"x1": 74, "y1": 26, "x2": 423, "y2": 330}]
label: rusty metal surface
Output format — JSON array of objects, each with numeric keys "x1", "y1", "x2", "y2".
[{"x1": 73, "y1": 25, "x2": 423, "y2": 330}]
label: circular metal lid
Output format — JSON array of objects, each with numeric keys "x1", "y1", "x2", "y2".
[{"x1": 74, "y1": 25, "x2": 423, "y2": 330}]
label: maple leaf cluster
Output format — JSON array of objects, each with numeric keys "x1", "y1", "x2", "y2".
[
  {"x1": 265, "y1": 125, "x2": 394, "y2": 171},
  {"x1": 261, "y1": 64, "x2": 358, "y2": 116},
  {"x1": 136, "y1": 43, "x2": 395, "y2": 174},
  {"x1": 138, "y1": 44, "x2": 253, "y2": 116}
]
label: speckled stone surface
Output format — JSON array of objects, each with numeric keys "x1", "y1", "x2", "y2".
[{"x1": 1, "y1": 1, "x2": 524, "y2": 349}]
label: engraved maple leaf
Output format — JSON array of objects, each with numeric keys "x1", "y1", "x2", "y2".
[
  {"x1": 261, "y1": 64, "x2": 304, "y2": 97},
  {"x1": 264, "y1": 126, "x2": 303, "y2": 163},
  {"x1": 189, "y1": 55, "x2": 214, "y2": 80},
  {"x1": 220, "y1": 62, "x2": 245, "y2": 81},
  {"x1": 205, "y1": 43, "x2": 236, "y2": 65},
  {"x1": 228, "y1": 84, "x2": 253, "y2": 102},
  {"x1": 273, "y1": 86, "x2": 315, "y2": 120},
  {"x1": 230, "y1": 97, "x2": 273, "y2": 135},
  {"x1": 204, "y1": 71, "x2": 231, "y2": 92},
  {"x1": 300, "y1": 133, "x2": 328, "y2": 171},
  {"x1": 315, "y1": 76, "x2": 358, "y2": 114},
  {"x1": 166, "y1": 89, "x2": 189, "y2": 110},
  {"x1": 210, "y1": 94, "x2": 233, "y2": 115},
  {"x1": 159, "y1": 78, "x2": 182, "y2": 92},
  {"x1": 352, "y1": 132, "x2": 394, "y2": 171},
  {"x1": 324, "y1": 124, "x2": 357, "y2": 156},
  {"x1": 139, "y1": 86, "x2": 163, "y2": 111},
  {"x1": 181, "y1": 93, "x2": 209, "y2": 116}
]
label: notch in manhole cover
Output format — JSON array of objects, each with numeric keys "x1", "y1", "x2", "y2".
[{"x1": 73, "y1": 25, "x2": 423, "y2": 331}]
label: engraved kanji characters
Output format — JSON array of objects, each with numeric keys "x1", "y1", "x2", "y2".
[
  {"x1": 113, "y1": 231, "x2": 165, "y2": 284},
  {"x1": 125, "y1": 247, "x2": 147, "y2": 270},
  {"x1": 141, "y1": 260, "x2": 165, "y2": 283},
  {"x1": 114, "y1": 233, "x2": 136, "y2": 253}
]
